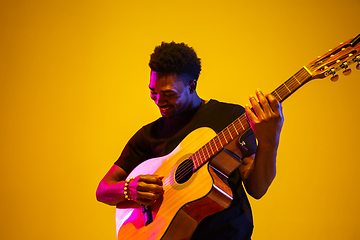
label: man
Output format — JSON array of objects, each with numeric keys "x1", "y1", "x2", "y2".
[{"x1": 96, "y1": 42, "x2": 284, "y2": 239}]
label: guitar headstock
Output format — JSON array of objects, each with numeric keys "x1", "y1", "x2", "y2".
[{"x1": 306, "y1": 34, "x2": 360, "y2": 82}]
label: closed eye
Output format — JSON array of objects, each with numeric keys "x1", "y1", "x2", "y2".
[{"x1": 164, "y1": 92, "x2": 176, "y2": 97}]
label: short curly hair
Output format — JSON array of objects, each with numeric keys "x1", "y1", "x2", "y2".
[{"x1": 149, "y1": 42, "x2": 201, "y2": 83}]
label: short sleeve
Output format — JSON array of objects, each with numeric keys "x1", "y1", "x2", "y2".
[{"x1": 114, "y1": 127, "x2": 150, "y2": 174}]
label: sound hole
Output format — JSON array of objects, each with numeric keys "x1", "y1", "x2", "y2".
[{"x1": 175, "y1": 159, "x2": 194, "y2": 184}]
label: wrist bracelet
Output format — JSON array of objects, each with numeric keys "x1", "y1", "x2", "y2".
[{"x1": 124, "y1": 177, "x2": 134, "y2": 200}]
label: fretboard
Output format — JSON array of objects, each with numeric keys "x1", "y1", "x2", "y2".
[{"x1": 190, "y1": 67, "x2": 313, "y2": 171}]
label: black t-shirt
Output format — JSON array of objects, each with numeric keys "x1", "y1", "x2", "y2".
[{"x1": 115, "y1": 99, "x2": 257, "y2": 240}]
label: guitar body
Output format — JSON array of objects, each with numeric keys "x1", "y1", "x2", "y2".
[{"x1": 116, "y1": 127, "x2": 243, "y2": 240}]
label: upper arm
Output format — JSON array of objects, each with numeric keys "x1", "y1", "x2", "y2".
[
  {"x1": 101, "y1": 164, "x2": 128, "y2": 184},
  {"x1": 96, "y1": 165, "x2": 129, "y2": 205}
]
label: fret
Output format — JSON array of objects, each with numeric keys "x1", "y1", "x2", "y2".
[
  {"x1": 237, "y1": 118, "x2": 245, "y2": 131},
  {"x1": 204, "y1": 143, "x2": 211, "y2": 159},
  {"x1": 200, "y1": 147, "x2": 206, "y2": 160},
  {"x1": 197, "y1": 149, "x2": 203, "y2": 166},
  {"x1": 196, "y1": 149, "x2": 203, "y2": 166},
  {"x1": 293, "y1": 75, "x2": 301, "y2": 85},
  {"x1": 201, "y1": 146, "x2": 207, "y2": 159},
  {"x1": 226, "y1": 127, "x2": 234, "y2": 139},
  {"x1": 292, "y1": 77, "x2": 301, "y2": 86},
  {"x1": 278, "y1": 84, "x2": 288, "y2": 93},
  {"x1": 212, "y1": 138, "x2": 219, "y2": 153},
  {"x1": 196, "y1": 151, "x2": 202, "y2": 165},
  {"x1": 276, "y1": 84, "x2": 292, "y2": 100},
  {"x1": 273, "y1": 90, "x2": 282, "y2": 101},
  {"x1": 232, "y1": 122, "x2": 239, "y2": 135},
  {"x1": 221, "y1": 131, "x2": 228, "y2": 144},
  {"x1": 191, "y1": 153, "x2": 199, "y2": 169},
  {"x1": 241, "y1": 115, "x2": 249, "y2": 129},
  {"x1": 231, "y1": 128, "x2": 237, "y2": 139},
  {"x1": 191, "y1": 156, "x2": 200, "y2": 169},
  {"x1": 283, "y1": 83, "x2": 291, "y2": 93},
  {"x1": 286, "y1": 78, "x2": 297, "y2": 89},
  {"x1": 286, "y1": 80, "x2": 299, "y2": 92},
  {"x1": 216, "y1": 135, "x2": 223, "y2": 148},
  {"x1": 208, "y1": 139, "x2": 215, "y2": 155},
  {"x1": 194, "y1": 154, "x2": 200, "y2": 166}
]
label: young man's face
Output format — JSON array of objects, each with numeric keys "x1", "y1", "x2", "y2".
[{"x1": 149, "y1": 71, "x2": 193, "y2": 118}]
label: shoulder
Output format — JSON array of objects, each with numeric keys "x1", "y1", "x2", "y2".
[
  {"x1": 206, "y1": 99, "x2": 244, "y2": 108},
  {"x1": 138, "y1": 116, "x2": 164, "y2": 135},
  {"x1": 124, "y1": 116, "x2": 163, "y2": 147},
  {"x1": 203, "y1": 99, "x2": 245, "y2": 117}
]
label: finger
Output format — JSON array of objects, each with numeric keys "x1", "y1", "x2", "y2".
[
  {"x1": 137, "y1": 191, "x2": 163, "y2": 201},
  {"x1": 245, "y1": 104, "x2": 257, "y2": 123},
  {"x1": 137, "y1": 181, "x2": 164, "y2": 193},
  {"x1": 156, "y1": 175, "x2": 164, "y2": 180},
  {"x1": 136, "y1": 191, "x2": 163, "y2": 206},
  {"x1": 256, "y1": 90, "x2": 273, "y2": 116},
  {"x1": 249, "y1": 95, "x2": 265, "y2": 120},
  {"x1": 139, "y1": 175, "x2": 163, "y2": 186},
  {"x1": 266, "y1": 94, "x2": 282, "y2": 115}
]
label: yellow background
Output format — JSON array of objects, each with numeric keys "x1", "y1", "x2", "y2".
[{"x1": 1, "y1": 0, "x2": 359, "y2": 239}]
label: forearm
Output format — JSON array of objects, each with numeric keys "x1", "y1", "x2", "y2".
[
  {"x1": 243, "y1": 91, "x2": 283, "y2": 199},
  {"x1": 244, "y1": 143, "x2": 277, "y2": 199},
  {"x1": 96, "y1": 171, "x2": 164, "y2": 206},
  {"x1": 96, "y1": 179, "x2": 127, "y2": 206}
]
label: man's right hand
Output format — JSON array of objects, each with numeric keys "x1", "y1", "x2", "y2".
[{"x1": 128, "y1": 174, "x2": 164, "y2": 205}]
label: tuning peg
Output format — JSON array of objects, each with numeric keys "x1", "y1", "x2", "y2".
[
  {"x1": 331, "y1": 74, "x2": 339, "y2": 82},
  {"x1": 343, "y1": 68, "x2": 352, "y2": 75},
  {"x1": 349, "y1": 55, "x2": 360, "y2": 70},
  {"x1": 356, "y1": 56, "x2": 360, "y2": 70},
  {"x1": 342, "y1": 62, "x2": 352, "y2": 76},
  {"x1": 330, "y1": 69, "x2": 339, "y2": 82}
]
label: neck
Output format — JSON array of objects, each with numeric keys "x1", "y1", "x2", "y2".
[{"x1": 190, "y1": 93, "x2": 204, "y2": 109}]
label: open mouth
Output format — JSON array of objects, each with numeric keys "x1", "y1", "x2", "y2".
[
  {"x1": 160, "y1": 106, "x2": 170, "y2": 111},
  {"x1": 159, "y1": 105, "x2": 172, "y2": 115}
]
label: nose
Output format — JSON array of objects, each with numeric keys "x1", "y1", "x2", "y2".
[{"x1": 153, "y1": 93, "x2": 166, "y2": 106}]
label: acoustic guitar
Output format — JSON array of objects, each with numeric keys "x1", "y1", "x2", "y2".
[{"x1": 116, "y1": 34, "x2": 360, "y2": 240}]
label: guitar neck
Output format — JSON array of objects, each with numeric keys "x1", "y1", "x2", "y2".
[
  {"x1": 190, "y1": 67, "x2": 313, "y2": 171},
  {"x1": 271, "y1": 66, "x2": 312, "y2": 103}
]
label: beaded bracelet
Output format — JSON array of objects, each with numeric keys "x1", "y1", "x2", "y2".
[{"x1": 124, "y1": 177, "x2": 134, "y2": 200}]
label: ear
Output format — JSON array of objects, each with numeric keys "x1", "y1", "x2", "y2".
[{"x1": 188, "y1": 80, "x2": 197, "y2": 94}]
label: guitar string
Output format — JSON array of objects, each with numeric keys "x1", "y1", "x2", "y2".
[
  {"x1": 176, "y1": 112, "x2": 253, "y2": 181},
  {"x1": 174, "y1": 118, "x2": 248, "y2": 182},
  {"x1": 151, "y1": 69, "x2": 315, "y2": 204},
  {"x1": 169, "y1": 69, "x2": 312, "y2": 183},
  {"x1": 172, "y1": 78, "x2": 301, "y2": 181}
]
